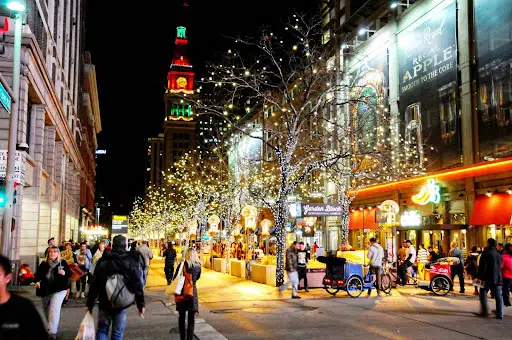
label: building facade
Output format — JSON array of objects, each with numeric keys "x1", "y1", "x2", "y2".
[
  {"x1": 0, "y1": 0, "x2": 100, "y2": 267},
  {"x1": 317, "y1": 0, "x2": 512, "y2": 258}
]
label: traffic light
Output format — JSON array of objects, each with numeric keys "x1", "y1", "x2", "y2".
[
  {"x1": 13, "y1": 181, "x2": 17, "y2": 205},
  {"x1": 0, "y1": 179, "x2": 6, "y2": 208},
  {"x1": 0, "y1": 16, "x2": 8, "y2": 55}
]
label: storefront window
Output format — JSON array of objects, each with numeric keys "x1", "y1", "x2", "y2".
[{"x1": 406, "y1": 230, "x2": 417, "y2": 248}]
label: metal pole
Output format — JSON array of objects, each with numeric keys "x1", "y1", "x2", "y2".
[{"x1": 0, "y1": 13, "x2": 22, "y2": 257}]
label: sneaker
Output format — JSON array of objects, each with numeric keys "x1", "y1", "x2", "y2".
[
  {"x1": 80, "y1": 292, "x2": 85, "y2": 299},
  {"x1": 305, "y1": 289, "x2": 310, "y2": 292},
  {"x1": 291, "y1": 295, "x2": 302, "y2": 299},
  {"x1": 62, "y1": 299, "x2": 68, "y2": 306},
  {"x1": 75, "y1": 292, "x2": 80, "y2": 299},
  {"x1": 505, "y1": 303, "x2": 511, "y2": 307},
  {"x1": 460, "y1": 290, "x2": 465, "y2": 294}
]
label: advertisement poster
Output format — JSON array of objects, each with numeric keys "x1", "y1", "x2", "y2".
[
  {"x1": 349, "y1": 51, "x2": 389, "y2": 153},
  {"x1": 398, "y1": 1, "x2": 460, "y2": 171},
  {"x1": 474, "y1": 0, "x2": 512, "y2": 159}
]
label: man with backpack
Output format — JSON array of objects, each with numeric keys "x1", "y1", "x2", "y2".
[{"x1": 86, "y1": 235, "x2": 145, "y2": 339}]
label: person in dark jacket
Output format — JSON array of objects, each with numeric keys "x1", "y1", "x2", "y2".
[
  {"x1": 0, "y1": 255, "x2": 48, "y2": 339},
  {"x1": 465, "y1": 246, "x2": 480, "y2": 295},
  {"x1": 87, "y1": 235, "x2": 145, "y2": 340},
  {"x1": 34, "y1": 245, "x2": 71, "y2": 339},
  {"x1": 129, "y1": 240, "x2": 146, "y2": 286},
  {"x1": 174, "y1": 248, "x2": 201, "y2": 340},
  {"x1": 278, "y1": 241, "x2": 300, "y2": 299},
  {"x1": 475, "y1": 238, "x2": 504, "y2": 319},
  {"x1": 164, "y1": 242, "x2": 177, "y2": 285}
]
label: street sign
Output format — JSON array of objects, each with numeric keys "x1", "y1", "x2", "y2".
[
  {"x1": 0, "y1": 81, "x2": 11, "y2": 113},
  {"x1": 0, "y1": 150, "x2": 26, "y2": 185},
  {"x1": 112, "y1": 215, "x2": 129, "y2": 234}
]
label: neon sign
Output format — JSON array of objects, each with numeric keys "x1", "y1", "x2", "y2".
[
  {"x1": 400, "y1": 211, "x2": 422, "y2": 227},
  {"x1": 412, "y1": 178, "x2": 441, "y2": 205}
]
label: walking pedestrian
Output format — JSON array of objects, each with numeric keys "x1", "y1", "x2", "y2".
[
  {"x1": 129, "y1": 240, "x2": 146, "y2": 287},
  {"x1": 501, "y1": 243, "x2": 512, "y2": 307},
  {"x1": 312, "y1": 242, "x2": 319, "y2": 260},
  {"x1": 306, "y1": 243, "x2": 311, "y2": 262},
  {"x1": 0, "y1": 255, "x2": 47, "y2": 339},
  {"x1": 297, "y1": 242, "x2": 309, "y2": 292},
  {"x1": 90, "y1": 240, "x2": 108, "y2": 276},
  {"x1": 138, "y1": 240, "x2": 153, "y2": 286},
  {"x1": 18, "y1": 263, "x2": 35, "y2": 286},
  {"x1": 466, "y1": 246, "x2": 480, "y2": 295},
  {"x1": 164, "y1": 242, "x2": 177, "y2": 285},
  {"x1": 61, "y1": 241, "x2": 77, "y2": 305},
  {"x1": 75, "y1": 241, "x2": 92, "y2": 298},
  {"x1": 448, "y1": 241, "x2": 465, "y2": 293},
  {"x1": 475, "y1": 238, "x2": 504, "y2": 319},
  {"x1": 367, "y1": 237, "x2": 384, "y2": 296},
  {"x1": 497, "y1": 243, "x2": 505, "y2": 255},
  {"x1": 45, "y1": 237, "x2": 56, "y2": 257},
  {"x1": 278, "y1": 241, "x2": 301, "y2": 299},
  {"x1": 174, "y1": 248, "x2": 202, "y2": 340},
  {"x1": 417, "y1": 244, "x2": 429, "y2": 280},
  {"x1": 87, "y1": 235, "x2": 145, "y2": 340},
  {"x1": 34, "y1": 245, "x2": 71, "y2": 339}
]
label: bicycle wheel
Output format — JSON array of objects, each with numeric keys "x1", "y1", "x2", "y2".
[
  {"x1": 430, "y1": 276, "x2": 450, "y2": 296},
  {"x1": 346, "y1": 276, "x2": 363, "y2": 298},
  {"x1": 381, "y1": 273, "x2": 392, "y2": 294}
]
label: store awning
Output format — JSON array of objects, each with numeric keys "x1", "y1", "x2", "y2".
[
  {"x1": 349, "y1": 209, "x2": 379, "y2": 230},
  {"x1": 470, "y1": 193, "x2": 512, "y2": 225}
]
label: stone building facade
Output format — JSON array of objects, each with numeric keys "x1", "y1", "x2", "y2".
[{"x1": 0, "y1": 0, "x2": 100, "y2": 267}]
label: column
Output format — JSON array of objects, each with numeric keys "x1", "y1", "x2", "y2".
[{"x1": 39, "y1": 126, "x2": 56, "y2": 255}]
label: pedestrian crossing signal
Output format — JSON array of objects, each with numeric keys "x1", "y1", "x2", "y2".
[{"x1": 13, "y1": 181, "x2": 17, "y2": 205}]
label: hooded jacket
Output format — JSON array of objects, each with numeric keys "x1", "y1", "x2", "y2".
[{"x1": 86, "y1": 248, "x2": 145, "y2": 312}]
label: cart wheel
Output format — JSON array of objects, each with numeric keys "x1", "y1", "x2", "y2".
[
  {"x1": 324, "y1": 286, "x2": 340, "y2": 296},
  {"x1": 381, "y1": 273, "x2": 392, "y2": 294},
  {"x1": 346, "y1": 276, "x2": 363, "y2": 298},
  {"x1": 430, "y1": 276, "x2": 450, "y2": 296}
]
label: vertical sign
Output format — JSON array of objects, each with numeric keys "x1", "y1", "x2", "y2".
[{"x1": 112, "y1": 215, "x2": 129, "y2": 235}]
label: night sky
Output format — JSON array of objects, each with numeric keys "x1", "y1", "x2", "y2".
[{"x1": 85, "y1": 0, "x2": 317, "y2": 214}]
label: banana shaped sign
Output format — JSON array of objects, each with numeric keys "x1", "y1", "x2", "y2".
[{"x1": 411, "y1": 179, "x2": 441, "y2": 205}]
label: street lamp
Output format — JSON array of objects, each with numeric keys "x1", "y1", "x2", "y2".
[
  {"x1": 0, "y1": 0, "x2": 25, "y2": 257},
  {"x1": 6, "y1": 1, "x2": 25, "y2": 12}
]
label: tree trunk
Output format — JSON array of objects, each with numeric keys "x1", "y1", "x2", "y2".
[{"x1": 274, "y1": 197, "x2": 287, "y2": 286}]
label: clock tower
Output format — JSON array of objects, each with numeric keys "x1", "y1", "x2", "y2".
[{"x1": 163, "y1": 26, "x2": 197, "y2": 171}]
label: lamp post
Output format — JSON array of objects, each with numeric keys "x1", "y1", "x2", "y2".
[{"x1": 0, "y1": 0, "x2": 25, "y2": 257}]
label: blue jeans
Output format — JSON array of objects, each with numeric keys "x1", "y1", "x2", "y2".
[
  {"x1": 479, "y1": 283, "x2": 504, "y2": 318},
  {"x1": 97, "y1": 308, "x2": 127, "y2": 340}
]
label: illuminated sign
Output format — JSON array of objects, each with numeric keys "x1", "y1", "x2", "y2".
[
  {"x1": 95, "y1": 149, "x2": 107, "y2": 155},
  {"x1": 400, "y1": 211, "x2": 422, "y2": 227},
  {"x1": 112, "y1": 215, "x2": 128, "y2": 234},
  {"x1": 412, "y1": 179, "x2": 441, "y2": 205}
]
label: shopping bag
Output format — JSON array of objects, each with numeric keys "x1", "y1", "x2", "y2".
[
  {"x1": 165, "y1": 262, "x2": 184, "y2": 296},
  {"x1": 69, "y1": 263, "x2": 85, "y2": 282},
  {"x1": 174, "y1": 266, "x2": 194, "y2": 304},
  {"x1": 75, "y1": 312, "x2": 95, "y2": 340},
  {"x1": 174, "y1": 262, "x2": 185, "y2": 295}
]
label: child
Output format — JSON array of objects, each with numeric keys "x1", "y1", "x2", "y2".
[{"x1": 18, "y1": 263, "x2": 35, "y2": 285}]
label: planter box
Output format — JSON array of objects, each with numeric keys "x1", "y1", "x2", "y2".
[
  {"x1": 251, "y1": 263, "x2": 276, "y2": 285},
  {"x1": 213, "y1": 258, "x2": 226, "y2": 273},
  {"x1": 230, "y1": 259, "x2": 246, "y2": 278},
  {"x1": 298, "y1": 268, "x2": 326, "y2": 289}
]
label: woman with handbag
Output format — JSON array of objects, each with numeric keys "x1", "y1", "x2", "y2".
[
  {"x1": 173, "y1": 248, "x2": 201, "y2": 340},
  {"x1": 34, "y1": 245, "x2": 71, "y2": 339}
]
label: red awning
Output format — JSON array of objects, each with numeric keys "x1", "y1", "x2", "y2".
[
  {"x1": 470, "y1": 193, "x2": 512, "y2": 225},
  {"x1": 349, "y1": 209, "x2": 380, "y2": 230}
]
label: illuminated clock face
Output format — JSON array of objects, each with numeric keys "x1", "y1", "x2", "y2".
[{"x1": 176, "y1": 77, "x2": 187, "y2": 88}]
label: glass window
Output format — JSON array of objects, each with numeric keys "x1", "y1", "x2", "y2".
[{"x1": 322, "y1": 30, "x2": 331, "y2": 45}]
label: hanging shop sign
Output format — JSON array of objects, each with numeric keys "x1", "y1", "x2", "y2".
[
  {"x1": 301, "y1": 203, "x2": 342, "y2": 217},
  {"x1": 401, "y1": 211, "x2": 422, "y2": 227},
  {"x1": 411, "y1": 179, "x2": 441, "y2": 205},
  {"x1": 0, "y1": 150, "x2": 26, "y2": 185}
]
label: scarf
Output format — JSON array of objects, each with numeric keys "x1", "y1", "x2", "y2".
[{"x1": 46, "y1": 259, "x2": 60, "y2": 282}]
